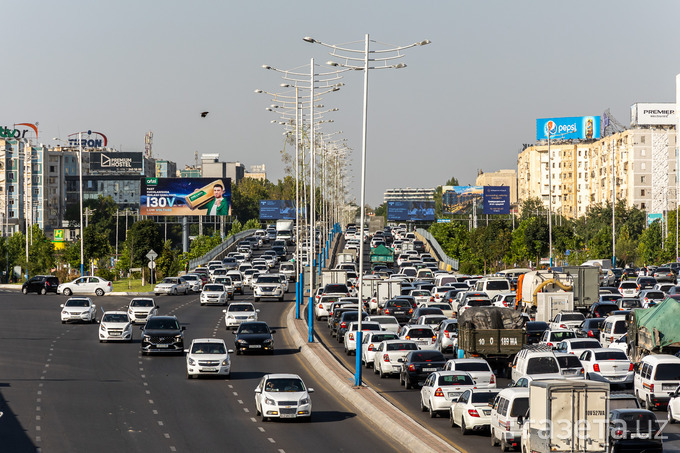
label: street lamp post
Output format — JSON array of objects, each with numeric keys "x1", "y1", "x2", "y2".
[
  {"x1": 304, "y1": 33, "x2": 430, "y2": 387},
  {"x1": 79, "y1": 132, "x2": 84, "y2": 276}
]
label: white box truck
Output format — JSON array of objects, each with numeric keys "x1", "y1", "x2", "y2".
[
  {"x1": 376, "y1": 279, "x2": 402, "y2": 309},
  {"x1": 320, "y1": 270, "x2": 348, "y2": 288},
  {"x1": 536, "y1": 293, "x2": 574, "y2": 323},
  {"x1": 520, "y1": 380, "x2": 609, "y2": 453},
  {"x1": 276, "y1": 219, "x2": 294, "y2": 244}
]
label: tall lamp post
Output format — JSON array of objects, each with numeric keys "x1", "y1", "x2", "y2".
[
  {"x1": 79, "y1": 132, "x2": 84, "y2": 276},
  {"x1": 304, "y1": 33, "x2": 430, "y2": 387}
]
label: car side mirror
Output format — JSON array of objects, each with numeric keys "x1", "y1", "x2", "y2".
[
  {"x1": 222, "y1": 309, "x2": 227, "y2": 313},
  {"x1": 397, "y1": 358, "x2": 404, "y2": 363},
  {"x1": 256, "y1": 309, "x2": 261, "y2": 313},
  {"x1": 228, "y1": 349, "x2": 234, "y2": 354},
  {"x1": 183, "y1": 349, "x2": 189, "y2": 353},
  {"x1": 254, "y1": 389, "x2": 261, "y2": 394},
  {"x1": 517, "y1": 416, "x2": 524, "y2": 425},
  {"x1": 181, "y1": 326, "x2": 186, "y2": 331},
  {"x1": 307, "y1": 388, "x2": 314, "y2": 393},
  {"x1": 156, "y1": 305, "x2": 160, "y2": 309},
  {"x1": 60, "y1": 304, "x2": 64, "y2": 308}
]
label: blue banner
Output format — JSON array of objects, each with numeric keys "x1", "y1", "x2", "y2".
[
  {"x1": 483, "y1": 186, "x2": 510, "y2": 215},
  {"x1": 536, "y1": 116, "x2": 601, "y2": 140},
  {"x1": 387, "y1": 201, "x2": 435, "y2": 221},
  {"x1": 259, "y1": 200, "x2": 296, "y2": 220}
]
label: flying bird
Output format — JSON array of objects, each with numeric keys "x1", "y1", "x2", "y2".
[{"x1": 201, "y1": 111, "x2": 209, "y2": 118}]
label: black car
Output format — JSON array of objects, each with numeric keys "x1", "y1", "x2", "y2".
[
  {"x1": 604, "y1": 268, "x2": 623, "y2": 287},
  {"x1": 141, "y1": 316, "x2": 185, "y2": 355},
  {"x1": 330, "y1": 306, "x2": 359, "y2": 337},
  {"x1": 382, "y1": 299, "x2": 414, "y2": 324},
  {"x1": 271, "y1": 245, "x2": 287, "y2": 258},
  {"x1": 608, "y1": 409, "x2": 662, "y2": 453},
  {"x1": 399, "y1": 349, "x2": 446, "y2": 389},
  {"x1": 525, "y1": 321, "x2": 549, "y2": 344},
  {"x1": 22, "y1": 275, "x2": 60, "y2": 295},
  {"x1": 233, "y1": 321, "x2": 275, "y2": 354},
  {"x1": 588, "y1": 301, "x2": 620, "y2": 318},
  {"x1": 408, "y1": 307, "x2": 445, "y2": 325},
  {"x1": 335, "y1": 311, "x2": 368, "y2": 343},
  {"x1": 637, "y1": 277, "x2": 657, "y2": 291},
  {"x1": 621, "y1": 268, "x2": 638, "y2": 281},
  {"x1": 575, "y1": 318, "x2": 604, "y2": 339}
]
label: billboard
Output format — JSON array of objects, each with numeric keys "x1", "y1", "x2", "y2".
[
  {"x1": 141, "y1": 177, "x2": 231, "y2": 216},
  {"x1": 631, "y1": 103, "x2": 677, "y2": 126},
  {"x1": 536, "y1": 116, "x2": 601, "y2": 141},
  {"x1": 442, "y1": 186, "x2": 483, "y2": 215},
  {"x1": 483, "y1": 186, "x2": 510, "y2": 215},
  {"x1": 89, "y1": 151, "x2": 144, "y2": 173},
  {"x1": 259, "y1": 200, "x2": 296, "y2": 220},
  {"x1": 387, "y1": 201, "x2": 435, "y2": 221}
]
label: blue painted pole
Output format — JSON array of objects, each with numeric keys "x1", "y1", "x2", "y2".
[
  {"x1": 354, "y1": 331, "x2": 363, "y2": 386},
  {"x1": 295, "y1": 278, "x2": 300, "y2": 319},
  {"x1": 308, "y1": 292, "x2": 314, "y2": 343}
]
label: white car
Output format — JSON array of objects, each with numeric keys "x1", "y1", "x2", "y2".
[
  {"x1": 553, "y1": 338, "x2": 602, "y2": 355},
  {"x1": 399, "y1": 325, "x2": 437, "y2": 350},
  {"x1": 490, "y1": 293, "x2": 516, "y2": 308},
  {"x1": 98, "y1": 311, "x2": 133, "y2": 342},
  {"x1": 252, "y1": 274, "x2": 285, "y2": 301},
  {"x1": 578, "y1": 348, "x2": 634, "y2": 386},
  {"x1": 200, "y1": 284, "x2": 229, "y2": 305},
  {"x1": 223, "y1": 303, "x2": 259, "y2": 329},
  {"x1": 366, "y1": 315, "x2": 401, "y2": 333},
  {"x1": 450, "y1": 388, "x2": 501, "y2": 434},
  {"x1": 57, "y1": 276, "x2": 112, "y2": 297},
  {"x1": 420, "y1": 371, "x2": 477, "y2": 418},
  {"x1": 60, "y1": 297, "x2": 97, "y2": 323},
  {"x1": 254, "y1": 373, "x2": 313, "y2": 422},
  {"x1": 127, "y1": 298, "x2": 159, "y2": 324},
  {"x1": 668, "y1": 385, "x2": 680, "y2": 423},
  {"x1": 360, "y1": 331, "x2": 400, "y2": 368},
  {"x1": 618, "y1": 281, "x2": 639, "y2": 298},
  {"x1": 343, "y1": 321, "x2": 382, "y2": 356},
  {"x1": 549, "y1": 311, "x2": 586, "y2": 331},
  {"x1": 410, "y1": 289, "x2": 432, "y2": 305},
  {"x1": 181, "y1": 274, "x2": 203, "y2": 292},
  {"x1": 185, "y1": 338, "x2": 232, "y2": 379},
  {"x1": 154, "y1": 277, "x2": 190, "y2": 296},
  {"x1": 212, "y1": 277, "x2": 235, "y2": 299},
  {"x1": 373, "y1": 340, "x2": 419, "y2": 378},
  {"x1": 443, "y1": 358, "x2": 497, "y2": 388}
]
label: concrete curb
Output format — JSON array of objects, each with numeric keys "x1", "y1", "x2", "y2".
[
  {"x1": 0, "y1": 285, "x2": 155, "y2": 297},
  {"x1": 285, "y1": 304, "x2": 460, "y2": 453}
]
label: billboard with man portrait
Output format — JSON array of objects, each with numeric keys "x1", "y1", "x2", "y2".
[{"x1": 141, "y1": 177, "x2": 231, "y2": 216}]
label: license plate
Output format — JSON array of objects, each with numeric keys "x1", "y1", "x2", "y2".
[
  {"x1": 483, "y1": 410, "x2": 491, "y2": 415},
  {"x1": 110, "y1": 333, "x2": 121, "y2": 336},
  {"x1": 280, "y1": 414, "x2": 295, "y2": 419},
  {"x1": 423, "y1": 367, "x2": 436, "y2": 372},
  {"x1": 663, "y1": 384, "x2": 677, "y2": 390},
  {"x1": 156, "y1": 344, "x2": 169, "y2": 348},
  {"x1": 249, "y1": 345, "x2": 262, "y2": 349},
  {"x1": 449, "y1": 392, "x2": 461, "y2": 399},
  {"x1": 202, "y1": 367, "x2": 217, "y2": 372}
]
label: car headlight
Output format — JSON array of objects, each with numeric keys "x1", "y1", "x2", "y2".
[
  {"x1": 299, "y1": 397, "x2": 309, "y2": 405},
  {"x1": 222, "y1": 359, "x2": 229, "y2": 366},
  {"x1": 237, "y1": 339, "x2": 248, "y2": 344},
  {"x1": 188, "y1": 357, "x2": 196, "y2": 366},
  {"x1": 61, "y1": 311, "x2": 68, "y2": 315},
  {"x1": 100, "y1": 324, "x2": 106, "y2": 332},
  {"x1": 143, "y1": 335, "x2": 151, "y2": 341},
  {"x1": 174, "y1": 335, "x2": 183, "y2": 341},
  {"x1": 264, "y1": 397, "x2": 275, "y2": 406},
  {"x1": 263, "y1": 339, "x2": 272, "y2": 344}
]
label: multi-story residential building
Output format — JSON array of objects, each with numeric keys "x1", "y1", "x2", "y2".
[
  {"x1": 383, "y1": 187, "x2": 434, "y2": 203},
  {"x1": 245, "y1": 164, "x2": 267, "y2": 181},
  {"x1": 201, "y1": 154, "x2": 245, "y2": 185},
  {"x1": 155, "y1": 160, "x2": 177, "y2": 178}
]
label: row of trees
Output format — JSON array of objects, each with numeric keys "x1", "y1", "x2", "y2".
[{"x1": 428, "y1": 197, "x2": 676, "y2": 274}]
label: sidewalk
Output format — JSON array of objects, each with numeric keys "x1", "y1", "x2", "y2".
[{"x1": 286, "y1": 303, "x2": 459, "y2": 453}]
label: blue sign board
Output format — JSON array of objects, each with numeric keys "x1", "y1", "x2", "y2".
[
  {"x1": 647, "y1": 213, "x2": 663, "y2": 225},
  {"x1": 483, "y1": 186, "x2": 510, "y2": 215},
  {"x1": 259, "y1": 200, "x2": 296, "y2": 220},
  {"x1": 437, "y1": 218, "x2": 451, "y2": 223},
  {"x1": 536, "y1": 116, "x2": 601, "y2": 141},
  {"x1": 387, "y1": 201, "x2": 435, "y2": 221}
]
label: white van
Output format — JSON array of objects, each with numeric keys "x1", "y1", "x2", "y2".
[
  {"x1": 634, "y1": 354, "x2": 680, "y2": 410},
  {"x1": 490, "y1": 387, "x2": 529, "y2": 452},
  {"x1": 600, "y1": 313, "x2": 627, "y2": 347},
  {"x1": 434, "y1": 274, "x2": 458, "y2": 287},
  {"x1": 510, "y1": 349, "x2": 564, "y2": 384},
  {"x1": 474, "y1": 277, "x2": 512, "y2": 300}
]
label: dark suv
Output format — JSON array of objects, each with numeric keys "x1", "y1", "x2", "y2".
[
  {"x1": 22, "y1": 275, "x2": 60, "y2": 295},
  {"x1": 141, "y1": 316, "x2": 185, "y2": 355}
]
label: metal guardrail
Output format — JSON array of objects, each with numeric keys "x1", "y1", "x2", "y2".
[
  {"x1": 188, "y1": 229, "x2": 256, "y2": 269},
  {"x1": 416, "y1": 228, "x2": 460, "y2": 271}
]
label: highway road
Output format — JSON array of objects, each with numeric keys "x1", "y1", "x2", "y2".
[{"x1": 0, "y1": 264, "x2": 398, "y2": 452}]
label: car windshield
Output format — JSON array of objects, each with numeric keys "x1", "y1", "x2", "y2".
[
  {"x1": 455, "y1": 363, "x2": 490, "y2": 372},
  {"x1": 191, "y1": 343, "x2": 226, "y2": 354},
  {"x1": 239, "y1": 324, "x2": 269, "y2": 334},
  {"x1": 561, "y1": 313, "x2": 585, "y2": 321},
  {"x1": 161, "y1": 278, "x2": 177, "y2": 284},
  {"x1": 654, "y1": 363, "x2": 680, "y2": 380},
  {"x1": 146, "y1": 318, "x2": 179, "y2": 330},
  {"x1": 257, "y1": 276, "x2": 280, "y2": 283},
  {"x1": 386, "y1": 342, "x2": 418, "y2": 351},
  {"x1": 65, "y1": 299, "x2": 90, "y2": 307},
  {"x1": 102, "y1": 314, "x2": 128, "y2": 323},
  {"x1": 204, "y1": 285, "x2": 224, "y2": 292},
  {"x1": 229, "y1": 305, "x2": 254, "y2": 312},
  {"x1": 439, "y1": 374, "x2": 474, "y2": 386},
  {"x1": 471, "y1": 391, "x2": 498, "y2": 405},
  {"x1": 265, "y1": 378, "x2": 305, "y2": 392},
  {"x1": 131, "y1": 299, "x2": 154, "y2": 307},
  {"x1": 526, "y1": 356, "x2": 560, "y2": 374}
]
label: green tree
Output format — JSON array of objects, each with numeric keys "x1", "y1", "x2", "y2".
[
  {"x1": 616, "y1": 224, "x2": 637, "y2": 266},
  {"x1": 243, "y1": 219, "x2": 261, "y2": 231},
  {"x1": 156, "y1": 239, "x2": 181, "y2": 279},
  {"x1": 519, "y1": 197, "x2": 546, "y2": 222},
  {"x1": 523, "y1": 216, "x2": 549, "y2": 265},
  {"x1": 638, "y1": 221, "x2": 663, "y2": 265}
]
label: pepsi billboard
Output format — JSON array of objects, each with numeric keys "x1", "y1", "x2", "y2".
[
  {"x1": 536, "y1": 116, "x2": 600, "y2": 141},
  {"x1": 387, "y1": 201, "x2": 435, "y2": 221},
  {"x1": 483, "y1": 186, "x2": 510, "y2": 215},
  {"x1": 259, "y1": 200, "x2": 296, "y2": 220}
]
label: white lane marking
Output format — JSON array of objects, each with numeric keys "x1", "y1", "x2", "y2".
[
  {"x1": 164, "y1": 433, "x2": 170, "y2": 438},
  {"x1": 243, "y1": 408, "x2": 249, "y2": 413},
  {"x1": 267, "y1": 438, "x2": 275, "y2": 443},
  {"x1": 250, "y1": 417, "x2": 257, "y2": 422},
  {"x1": 153, "y1": 410, "x2": 158, "y2": 415},
  {"x1": 158, "y1": 421, "x2": 164, "y2": 426},
  {"x1": 237, "y1": 400, "x2": 243, "y2": 405},
  {"x1": 258, "y1": 427, "x2": 265, "y2": 432},
  {"x1": 232, "y1": 392, "x2": 238, "y2": 396},
  {"x1": 148, "y1": 399, "x2": 154, "y2": 404}
]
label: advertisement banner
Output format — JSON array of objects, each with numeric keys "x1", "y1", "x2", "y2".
[
  {"x1": 141, "y1": 177, "x2": 231, "y2": 216},
  {"x1": 647, "y1": 213, "x2": 663, "y2": 225},
  {"x1": 483, "y1": 186, "x2": 510, "y2": 215},
  {"x1": 631, "y1": 103, "x2": 677, "y2": 126},
  {"x1": 89, "y1": 151, "x2": 144, "y2": 173},
  {"x1": 442, "y1": 186, "x2": 483, "y2": 215},
  {"x1": 536, "y1": 116, "x2": 601, "y2": 141},
  {"x1": 387, "y1": 201, "x2": 435, "y2": 221},
  {"x1": 259, "y1": 200, "x2": 296, "y2": 220}
]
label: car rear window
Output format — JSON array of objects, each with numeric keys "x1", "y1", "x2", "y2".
[
  {"x1": 594, "y1": 351, "x2": 628, "y2": 361},
  {"x1": 410, "y1": 351, "x2": 445, "y2": 362},
  {"x1": 571, "y1": 341, "x2": 600, "y2": 349},
  {"x1": 645, "y1": 291, "x2": 665, "y2": 299},
  {"x1": 471, "y1": 391, "x2": 498, "y2": 404},
  {"x1": 454, "y1": 362, "x2": 490, "y2": 372},
  {"x1": 389, "y1": 300, "x2": 411, "y2": 308},
  {"x1": 526, "y1": 356, "x2": 560, "y2": 374},
  {"x1": 386, "y1": 342, "x2": 418, "y2": 351},
  {"x1": 325, "y1": 284, "x2": 348, "y2": 293},
  {"x1": 439, "y1": 374, "x2": 474, "y2": 386},
  {"x1": 468, "y1": 300, "x2": 492, "y2": 307},
  {"x1": 510, "y1": 397, "x2": 529, "y2": 417},
  {"x1": 561, "y1": 313, "x2": 585, "y2": 321},
  {"x1": 407, "y1": 328, "x2": 434, "y2": 338},
  {"x1": 556, "y1": 355, "x2": 582, "y2": 368},
  {"x1": 654, "y1": 363, "x2": 680, "y2": 380}
]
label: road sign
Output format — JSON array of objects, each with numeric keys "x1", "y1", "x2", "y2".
[
  {"x1": 146, "y1": 249, "x2": 158, "y2": 260},
  {"x1": 148, "y1": 261, "x2": 156, "y2": 269}
]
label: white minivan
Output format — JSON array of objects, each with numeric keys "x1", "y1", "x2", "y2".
[
  {"x1": 490, "y1": 387, "x2": 529, "y2": 452},
  {"x1": 473, "y1": 277, "x2": 511, "y2": 300},
  {"x1": 634, "y1": 354, "x2": 680, "y2": 410},
  {"x1": 599, "y1": 313, "x2": 628, "y2": 348}
]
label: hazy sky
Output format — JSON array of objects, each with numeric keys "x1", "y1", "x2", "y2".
[{"x1": 5, "y1": 1, "x2": 680, "y2": 206}]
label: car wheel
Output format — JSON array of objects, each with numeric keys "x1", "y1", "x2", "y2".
[
  {"x1": 404, "y1": 375, "x2": 412, "y2": 389},
  {"x1": 95, "y1": 288, "x2": 104, "y2": 297},
  {"x1": 254, "y1": 297, "x2": 260, "y2": 302},
  {"x1": 172, "y1": 288, "x2": 177, "y2": 296},
  {"x1": 461, "y1": 417, "x2": 469, "y2": 435},
  {"x1": 22, "y1": 287, "x2": 28, "y2": 295},
  {"x1": 61, "y1": 321, "x2": 65, "y2": 324},
  {"x1": 420, "y1": 398, "x2": 427, "y2": 412},
  {"x1": 279, "y1": 296, "x2": 284, "y2": 302},
  {"x1": 491, "y1": 430, "x2": 499, "y2": 447},
  {"x1": 429, "y1": 402, "x2": 437, "y2": 418},
  {"x1": 669, "y1": 405, "x2": 676, "y2": 424},
  {"x1": 225, "y1": 373, "x2": 230, "y2": 379},
  {"x1": 40, "y1": 287, "x2": 47, "y2": 295},
  {"x1": 379, "y1": 367, "x2": 386, "y2": 379},
  {"x1": 261, "y1": 412, "x2": 269, "y2": 422},
  {"x1": 374, "y1": 365, "x2": 379, "y2": 375},
  {"x1": 500, "y1": 440, "x2": 509, "y2": 452},
  {"x1": 645, "y1": 396, "x2": 653, "y2": 411},
  {"x1": 63, "y1": 288, "x2": 72, "y2": 296}
]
